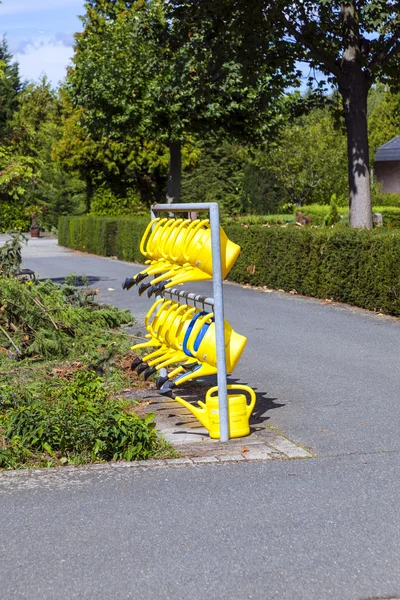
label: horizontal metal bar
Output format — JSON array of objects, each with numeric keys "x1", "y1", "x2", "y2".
[
  {"x1": 152, "y1": 202, "x2": 217, "y2": 213},
  {"x1": 161, "y1": 287, "x2": 215, "y2": 307}
]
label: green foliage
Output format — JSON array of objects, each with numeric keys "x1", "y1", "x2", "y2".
[
  {"x1": 0, "y1": 74, "x2": 86, "y2": 231},
  {"x1": 72, "y1": 0, "x2": 292, "y2": 145},
  {"x1": 371, "y1": 184, "x2": 400, "y2": 207},
  {"x1": 373, "y1": 207, "x2": 400, "y2": 228},
  {"x1": 0, "y1": 276, "x2": 132, "y2": 361},
  {"x1": 0, "y1": 38, "x2": 22, "y2": 135},
  {"x1": 225, "y1": 225, "x2": 400, "y2": 316},
  {"x1": 0, "y1": 275, "x2": 174, "y2": 469},
  {"x1": 0, "y1": 371, "x2": 159, "y2": 468},
  {"x1": 369, "y1": 88, "x2": 400, "y2": 158},
  {"x1": 231, "y1": 214, "x2": 294, "y2": 225},
  {"x1": 0, "y1": 231, "x2": 27, "y2": 275},
  {"x1": 0, "y1": 203, "x2": 30, "y2": 232},
  {"x1": 324, "y1": 196, "x2": 340, "y2": 226},
  {"x1": 59, "y1": 216, "x2": 148, "y2": 262},
  {"x1": 181, "y1": 143, "x2": 245, "y2": 216},
  {"x1": 90, "y1": 186, "x2": 145, "y2": 217},
  {"x1": 258, "y1": 108, "x2": 348, "y2": 207}
]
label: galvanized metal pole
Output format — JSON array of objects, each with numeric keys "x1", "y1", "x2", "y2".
[
  {"x1": 151, "y1": 202, "x2": 229, "y2": 441},
  {"x1": 209, "y1": 203, "x2": 229, "y2": 441}
]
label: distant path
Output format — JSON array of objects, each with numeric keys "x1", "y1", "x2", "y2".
[{"x1": 0, "y1": 236, "x2": 398, "y2": 600}]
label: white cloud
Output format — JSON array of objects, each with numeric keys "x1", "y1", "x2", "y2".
[
  {"x1": 16, "y1": 39, "x2": 74, "y2": 86},
  {"x1": 0, "y1": 0, "x2": 82, "y2": 16}
]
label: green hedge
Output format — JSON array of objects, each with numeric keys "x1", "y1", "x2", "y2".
[
  {"x1": 300, "y1": 204, "x2": 400, "y2": 228},
  {"x1": 59, "y1": 216, "x2": 400, "y2": 316},
  {"x1": 226, "y1": 225, "x2": 400, "y2": 315},
  {"x1": 58, "y1": 216, "x2": 148, "y2": 262}
]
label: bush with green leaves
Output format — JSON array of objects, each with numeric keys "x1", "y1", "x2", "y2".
[
  {"x1": 0, "y1": 276, "x2": 133, "y2": 361},
  {"x1": 226, "y1": 225, "x2": 400, "y2": 315},
  {"x1": 90, "y1": 185, "x2": 145, "y2": 217},
  {"x1": 0, "y1": 203, "x2": 30, "y2": 232},
  {"x1": 59, "y1": 215, "x2": 148, "y2": 262},
  {"x1": 0, "y1": 371, "x2": 160, "y2": 468}
]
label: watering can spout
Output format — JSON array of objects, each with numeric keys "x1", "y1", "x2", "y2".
[{"x1": 174, "y1": 396, "x2": 209, "y2": 429}]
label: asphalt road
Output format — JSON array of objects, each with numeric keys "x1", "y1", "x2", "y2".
[{"x1": 1, "y1": 237, "x2": 400, "y2": 600}]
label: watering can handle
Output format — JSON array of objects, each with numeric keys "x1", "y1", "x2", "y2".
[
  {"x1": 150, "y1": 300, "x2": 173, "y2": 335},
  {"x1": 144, "y1": 217, "x2": 168, "y2": 258},
  {"x1": 170, "y1": 219, "x2": 200, "y2": 263},
  {"x1": 145, "y1": 298, "x2": 165, "y2": 329},
  {"x1": 166, "y1": 219, "x2": 192, "y2": 262},
  {"x1": 208, "y1": 385, "x2": 256, "y2": 417},
  {"x1": 182, "y1": 219, "x2": 210, "y2": 262},
  {"x1": 140, "y1": 218, "x2": 160, "y2": 257},
  {"x1": 157, "y1": 219, "x2": 181, "y2": 258},
  {"x1": 157, "y1": 303, "x2": 183, "y2": 342},
  {"x1": 146, "y1": 299, "x2": 171, "y2": 335},
  {"x1": 185, "y1": 312, "x2": 214, "y2": 355}
]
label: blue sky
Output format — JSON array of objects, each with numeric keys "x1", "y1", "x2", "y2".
[{"x1": 0, "y1": 0, "x2": 85, "y2": 86}]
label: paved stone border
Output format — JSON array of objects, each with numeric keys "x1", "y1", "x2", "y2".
[
  {"x1": 129, "y1": 389, "x2": 313, "y2": 463},
  {"x1": 0, "y1": 437, "x2": 312, "y2": 481}
]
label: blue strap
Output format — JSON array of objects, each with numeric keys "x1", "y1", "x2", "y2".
[
  {"x1": 182, "y1": 311, "x2": 207, "y2": 357},
  {"x1": 193, "y1": 318, "x2": 214, "y2": 352}
]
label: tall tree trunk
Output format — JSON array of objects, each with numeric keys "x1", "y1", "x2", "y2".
[
  {"x1": 166, "y1": 140, "x2": 181, "y2": 204},
  {"x1": 340, "y1": 2, "x2": 372, "y2": 229},
  {"x1": 340, "y1": 76, "x2": 372, "y2": 228}
]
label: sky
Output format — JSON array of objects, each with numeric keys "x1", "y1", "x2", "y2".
[{"x1": 0, "y1": 0, "x2": 85, "y2": 86}]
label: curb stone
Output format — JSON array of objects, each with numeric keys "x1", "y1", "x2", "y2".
[{"x1": 0, "y1": 443, "x2": 312, "y2": 481}]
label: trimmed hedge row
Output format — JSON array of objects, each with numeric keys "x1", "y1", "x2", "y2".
[
  {"x1": 58, "y1": 216, "x2": 148, "y2": 262},
  {"x1": 59, "y1": 216, "x2": 400, "y2": 316},
  {"x1": 227, "y1": 225, "x2": 400, "y2": 315},
  {"x1": 301, "y1": 204, "x2": 400, "y2": 227}
]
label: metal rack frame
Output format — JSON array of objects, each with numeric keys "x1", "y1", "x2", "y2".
[{"x1": 151, "y1": 202, "x2": 229, "y2": 442}]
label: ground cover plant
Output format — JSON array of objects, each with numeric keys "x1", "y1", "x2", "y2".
[{"x1": 0, "y1": 265, "x2": 173, "y2": 469}]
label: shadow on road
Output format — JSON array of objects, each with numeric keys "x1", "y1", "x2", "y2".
[
  {"x1": 226, "y1": 377, "x2": 284, "y2": 429},
  {"x1": 38, "y1": 275, "x2": 115, "y2": 285}
]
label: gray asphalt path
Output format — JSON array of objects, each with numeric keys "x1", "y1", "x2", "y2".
[
  {"x1": 20, "y1": 238, "x2": 400, "y2": 458},
  {"x1": 0, "y1": 236, "x2": 399, "y2": 599}
]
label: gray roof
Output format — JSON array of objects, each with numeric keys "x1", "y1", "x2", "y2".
[{"x1": 375, "y1": 135, "x2": 400, "y2": 162}]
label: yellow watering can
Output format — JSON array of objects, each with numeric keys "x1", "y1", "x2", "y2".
[
  {"x1": 174, "y1": 385, "x2": 256, "y2": 439},
  {"x1": 182, "y1": 220, "x2": 241, "y2": 278}
]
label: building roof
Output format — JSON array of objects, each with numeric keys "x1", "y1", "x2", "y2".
[{"x1": 375, "y1": 135, "x2": 400, "y2": 162}]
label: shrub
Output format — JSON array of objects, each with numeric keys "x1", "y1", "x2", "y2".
[
  {"x1": 324, "y1": 196, "x2": 340, "y2": 226},
  {"x1": 0, "y1": 371, "x2": 159, "y2": 468},
  {"x1": 0, "y1": 203, "x2": 30, "y2": 232},
  {"x1": 90, "y1": 186, "x2": 145, "y2": 217},
  {"x1": 226, "y1": 225, "x2": 400, "y2": 315},
  {"x1": 59, "y1": 216, "x2": 148, "y2": 262},
  {"x1": 374, "y1": 206, "x2": 400, "y2": 228},
  {"x1": 371, "y1": 183, "x2": 400, "y2": 207}
]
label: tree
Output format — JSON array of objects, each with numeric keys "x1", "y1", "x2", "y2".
[
  {"x1": 182, "y1": 107, "x2": 348, "y2": 214},
  {"x1": 260, "y1": 108, "x2": 348, "y2": 207},
  {"x1": 181, "y1": 142, "x2": 246, "y2": 215},
  {"x1": 171, "y1": 0, "x2": 400, "y2": 227},
  {"x1": 67, "y1": 0, "x2": 296, "y2": 204},
  {"x1": 55, "y1": 92, "x2": 170, "y2": 210},
  {"x1": 0, "y1": 38, "x2": 23, "y2": 135},
  {"x1": 369, "y1": 87, "x2": 400, "y2": 157}
]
